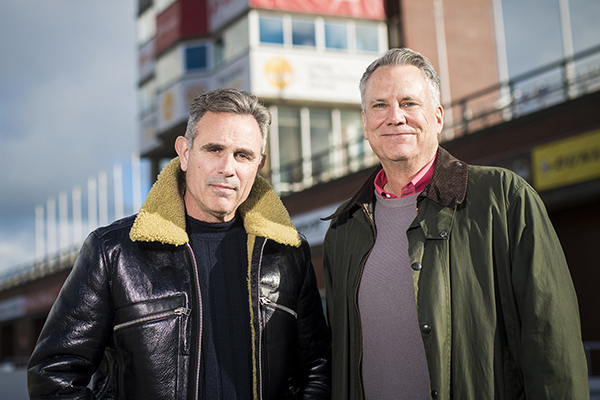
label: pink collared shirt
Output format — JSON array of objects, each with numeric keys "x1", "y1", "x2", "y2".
[{"x1": 374, "y1": 155, "x2": 437, "y2": 198}]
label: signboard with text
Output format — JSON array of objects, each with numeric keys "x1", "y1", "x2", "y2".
[
  {"x1": 532, "y1": 129, "x2": 600, "y2": 191},
  {"x1": 250, "y1": 50, "x2": 371, "y2": 104}
]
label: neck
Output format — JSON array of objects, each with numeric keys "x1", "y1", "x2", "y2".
[{"x1": 381, "y1": 153, "x2": 435, "y2": 196}]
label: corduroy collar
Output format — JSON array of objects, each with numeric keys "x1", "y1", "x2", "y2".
[{"x1": 323, "y1": 146, "x2": 468, "y2": 220}]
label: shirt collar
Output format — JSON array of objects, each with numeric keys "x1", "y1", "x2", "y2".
[{"x1": 374, "y1": 155, "x2": 437, "y2": 198}]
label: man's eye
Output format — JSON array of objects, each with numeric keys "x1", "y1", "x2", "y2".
[{"x1": 373, "y1": 103, "x2": 386, "y2": 108}]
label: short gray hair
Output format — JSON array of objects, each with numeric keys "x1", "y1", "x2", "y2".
[
  {"x1": 359, "y1": 48, "x2": 441, "y2": 110},
  {"x1": 185, "y1": 88, "x2": 271, "y2": 152}
]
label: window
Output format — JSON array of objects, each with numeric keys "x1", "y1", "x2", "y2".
[
  {"x1": 325, "y1": 22, "x2": 348, "y2": 50},
  {"x1": 270, "y1": 106, "x2": 376, "y2": 192},
  {"x1": 277, "y1": 107, "x2": 302, "y2": 184},
  {"x1": 292, "y1": 19, "x2": 316, "y2": 47},
  {"x1": 341, "y1": 110, "x2": 366, "y2": 172},
  {"x1": 256, "y1": 12, "x2": 387, "y2": 54},
  {"x1": 259, "y1": 16, "x2": 284, "y2": 45},
  {"x1": 310, "y1": 109, "x2": 333, "y2": 177},
  {"x1": 356, "y1": 23, "x2": 379, "y2": 52},
  {"x1": 185, "y1": 45, "x2": 208, "y2": 71}
]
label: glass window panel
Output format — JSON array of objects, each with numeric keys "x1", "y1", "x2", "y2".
[
  {"x1": 356, "y1": 24, "x2": 379, "y2": 52},
  {"x1": 341, "y1": 109, "x2": 365, "y2": 171},
  {"x1": 259, "y1": 16, "x2": 284, "y2": 45},
  {"x1": 277, "y1": 107, "x2": 302, "y2": 184},
  {"x1": 325, "y1": 22, "x2": 348, "y2": 50},
  {"x1": 185, "y1": 45, "x2": 207, "y2": 70},
  {"x1": 292, "y1": 19, "x2": 316, "y2": 47},
  {"x1": 310, "y1": 109, "x2": 333, "y2": 177}
]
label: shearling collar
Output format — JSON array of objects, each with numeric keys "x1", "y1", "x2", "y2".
[{"x1": 129, "y1": 157, "x2": 301, "y2": 248}]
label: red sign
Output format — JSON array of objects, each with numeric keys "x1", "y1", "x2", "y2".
[{"x1": 250, "y1": 0, "x2": 385, "y2": 20}]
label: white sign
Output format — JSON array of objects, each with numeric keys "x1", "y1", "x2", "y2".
[{"x1": 251, "y1": 50, "x2": 373, "y2": 104}]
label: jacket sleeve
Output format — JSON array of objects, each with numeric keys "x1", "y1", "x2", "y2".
[
  {"x1": 27, "y1": 231, "x2": 114, "y2": 399},
  {"x1": 292, "y1": 239, "x2": 332, "y2": 399},
  {"x1": 506, "y1": 182, "x2": 589, "y2": 399}
]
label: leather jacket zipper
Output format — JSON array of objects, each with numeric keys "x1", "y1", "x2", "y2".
[
  {"x1": 186, "y1": 243, "x2": 203, "y2": 400},
  {"x1": 259, "y1": 297, "x2": 298, "y2": 319},
  {"x1": 113, "y1": 307, "x2": 191, "y2": 331},
  {"x1": 256, "y1": 238, "x2": 268, "y2": 400}
]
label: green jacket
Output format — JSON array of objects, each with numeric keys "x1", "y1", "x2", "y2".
[{"x1": 323, "y1": 147, "x2": 588, "y2": 399}]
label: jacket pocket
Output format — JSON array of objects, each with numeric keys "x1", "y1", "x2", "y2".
[
  {"x1": 111, "y1": 294, "x2": 191, "y2": 399},
  {"x1": 113, "y1": 294, "x2": 190, "y2": 331},
  {"x1": 114, "y1": 306, "x2": 191, "y2": 331}
]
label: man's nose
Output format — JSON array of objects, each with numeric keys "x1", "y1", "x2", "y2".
[
  {"x1": 387, "y1": 104, "x2": 406, "y2": 125},
  {"x1": 218, "y1": 154, "x2": 236, "y2": 176}
]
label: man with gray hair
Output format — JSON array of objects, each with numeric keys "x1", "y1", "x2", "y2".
[
  {"x1": 323, "y1": 48, "x2": 588, "y2": 399},
  {"x1": 28, "y1": 88, "x2": 331, "y2": 399}
]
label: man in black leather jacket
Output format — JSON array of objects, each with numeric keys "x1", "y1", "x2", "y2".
[{"x1": 27, "y1": 88, "x2": 331, "y2": 399}]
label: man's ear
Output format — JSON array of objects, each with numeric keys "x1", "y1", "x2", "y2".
[
  {"x1": 258, "y1": 154, "x2": 266, "y2": 173},
  {"x1": 175, "y1": 136, "x2": 190, "y2": 171},
  {"x1": 362, "y1": 111, "x2": 368, "y2": 140},
  {"x1": 435, "y1": 105, "x2": 444, "y2": 135}
]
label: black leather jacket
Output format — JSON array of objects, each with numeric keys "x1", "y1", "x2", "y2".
[{"x1": 28, "y1": 159, "x2": 331, "y2": 400}]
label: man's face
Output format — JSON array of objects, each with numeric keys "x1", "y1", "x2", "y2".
[
  {"x1": 362, "y1": 65, "x2": 444, "y2": 170},
  {"x1": 175, "y1": 111, "x2": 265, "y2": 223}
]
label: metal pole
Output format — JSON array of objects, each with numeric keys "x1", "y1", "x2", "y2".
[{"x1": 559, "y1": 0, "x2": 576, "y2": 98}]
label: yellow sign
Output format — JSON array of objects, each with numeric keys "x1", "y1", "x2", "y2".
[
  {"x1": 265, "y1": 58, "x2": 293, "y2": 89},
  {"x1": 532, "y1": 129, "x2": 600, "y2": 191}
]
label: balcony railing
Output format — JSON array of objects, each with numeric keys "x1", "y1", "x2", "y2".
[{"x1": 441, "y1": 43, "x2": 600, "y2": 141}]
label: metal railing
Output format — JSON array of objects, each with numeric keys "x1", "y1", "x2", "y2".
[{"x1": 441, "y1": 43, "x2": 600, "y2": 140}]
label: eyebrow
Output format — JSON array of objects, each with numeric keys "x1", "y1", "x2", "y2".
[
  {"x1": 200, "y1": 142, "x2": 258, "y2": 161},
  {"x1": 368, "y1": 95, "x2": 421, "y2": 105}
]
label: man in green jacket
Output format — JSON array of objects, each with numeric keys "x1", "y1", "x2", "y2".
[{"x1": 323, "y1": 48, "x2": 589, "y2": 399}]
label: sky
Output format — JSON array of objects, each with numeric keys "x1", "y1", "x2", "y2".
[{"x1": 0, "y1": 1, "x2": 139, "y2": 274}]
